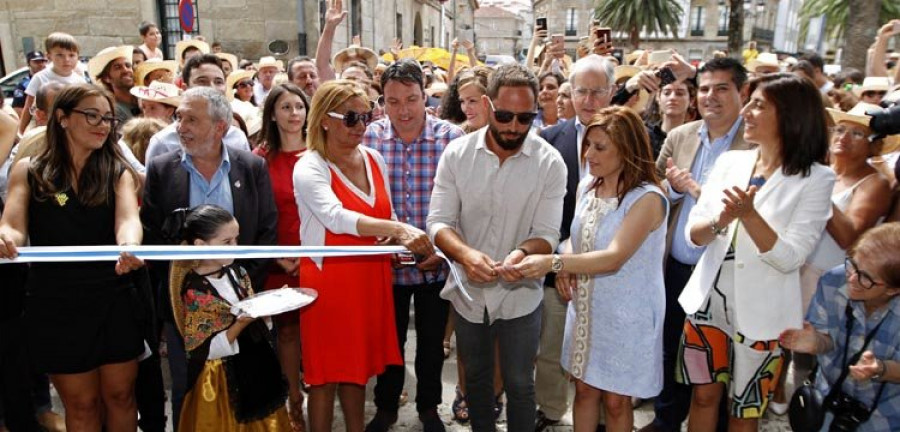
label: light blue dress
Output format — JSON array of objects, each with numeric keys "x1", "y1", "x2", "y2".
[{"x1": 561, "y1": 181, "x2": 668, "y2": 398}]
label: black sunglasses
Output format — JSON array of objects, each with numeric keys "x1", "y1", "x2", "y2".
[
  {"x1": 487, "y1": 98, "x2": 538, "y2": 125},
  {"x1": 235, "y1": 80, "x2": 253, "y2": 88},
  {"x1": 327, "y1": 110, "x2": 373, "y2": 127}
]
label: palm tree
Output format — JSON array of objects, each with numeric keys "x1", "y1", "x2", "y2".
[
  {"x1": 726, "y1": 0, "x2": 744, "y2": 61},
  {"x1": 593, "y1": 0, "x2": 684, "y2": 49},
  {"x1": 799, "y1": 0, "x2": 899, "y2": 70}
]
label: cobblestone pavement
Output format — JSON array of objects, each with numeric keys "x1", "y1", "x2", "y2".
[{"x1": 50, "y1": 323, "x2": 794, "y2": 431}]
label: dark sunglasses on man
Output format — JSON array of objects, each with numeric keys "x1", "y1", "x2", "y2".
[
  {"x1": 327, "y1": 110, "x2": 374, "y2": 127},
  {"x1": 487, "y1": 98, "x2": 538, "y2": 125}
]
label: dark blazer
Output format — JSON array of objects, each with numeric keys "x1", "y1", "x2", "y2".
[
  {"x1": 540, "y1": 118, "x2": 581, "y2": 287},
  {"x1": 141, "y1": 146, "x2": 278, "y2": 320}
]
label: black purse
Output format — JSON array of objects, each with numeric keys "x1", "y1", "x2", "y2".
[
  {"x1": 788, "y1": 303, "x2": 886, "y2": 431},
  {"x1": 789, "y1": 366, "x2": 824, "y2": 431}
]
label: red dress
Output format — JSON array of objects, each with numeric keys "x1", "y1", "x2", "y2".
[
  {"x1": 253, "y1": 146, "x2": 305, "y2": 290},
  {"x1": 298, "y1": 152, "x2": 401, "y2": 386}
]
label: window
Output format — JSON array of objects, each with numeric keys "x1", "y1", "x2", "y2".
[
  {"x1": 690, "y1": 6, "x2": 705, "y2": 37},
  {"x1": 396, "y1": 13, "x2": 403, "y2": 41},
  {"x1": 156, "y1": 0, "x2": 200, "y2": 59},
  {"x1": 320, "y1": 0, "x2": 328, "y2": 34},
  {"x1": 566, "y1": 8, "x2": 577, "y2": 36},
  {"x1": 718, "y1": 6, "x2": 729, "y2": 36}
]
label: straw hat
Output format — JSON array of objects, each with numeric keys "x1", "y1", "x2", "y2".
[
  {"x1": 175, "y1": 40, "x2": 210, "y2": 64},
  {"x1": 134, "y1": 59, "x2": 178, "y2": 86},
  {"x1": 883, "y1": 135, "x2": 900, "y2": 155},
  {"x1": 129, "y1": 81, "x2": 183, "y2": 107},
  {"x1": 747, "y1": 52, "x2": 781, "y2": 73},
  {"x1": 232, "y1": 99, "x2": 263, "y2": 137},
  {"x1": 256, "y1": 56, "x2": 284, "y2": 72},
  {"x1": 613, "y1": 65, "x2": 650, "y2": 113},
  {"x1": 225, "y1": 70, "x2": 256, "y2": 102},
  {"x1": 88, "y1": 45, "x2": 134, "y2": 82},
  {"x1": 333, "y1": 45, "x2": 378, "y2": 73},
  {"x1": 853, "y1": 76, "x2": 892, "y2": 97},
  {"x1": 215, "y1": 53, "x2": 239, "y2": 73},
  {"x1": 826, "y1": 102, "x2": 881, "y2": 128},
  {"x1": 169, "y1": 259, "x2": 199, "y2": 338},
  {"x1": 625, "y1": 50, "x2": 645, "y2": 65},
  {"x1": 614, "y1": 65, "x2": 642, "y2": 84}
]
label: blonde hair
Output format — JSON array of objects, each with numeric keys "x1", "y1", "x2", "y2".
[
  {"x1": 121, "y1": 117, "x2": 167, "y2": 164},
  {"x1": 306, "y1": 80, "x2": 368, "y2": 161}
]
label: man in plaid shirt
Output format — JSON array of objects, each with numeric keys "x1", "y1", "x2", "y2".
[{"x1": 363, "y1": 59, "x2": 465, "y2": 432}]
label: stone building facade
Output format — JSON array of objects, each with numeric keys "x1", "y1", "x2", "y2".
[
  {"x1": 0, "y1": 0, "x2": 478, "y2": 75},
  {"x1": 531, "y1": 0, "x2": 790, "y2": 63},
  {"x1": 474, "y1": 6, "x2": 524, "y2": 57}
]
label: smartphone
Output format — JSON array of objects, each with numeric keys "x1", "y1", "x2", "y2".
[
  {"x1": 656, "y1": 67, "x2": 677, "y2": 87},
  {"x1": 458, "y1": 29, "x2": 471, "y2": 43},
  {"x1": 536, "y1": 17, "x2": 548, "y2": 32},
  {"x1": 894, "y1": 21, "x2": 900, "y2": 34},
  {"x1": 551, "y1": 34, "x2": 564, "y2": 45},
  {"x1": 551, "y1": 34, "x2": 565, "y2": 58},
  {"x1": 648, "y1": 50, "x2": 671, "y2": 65},
  {"x1": 594, "y1": 27, "x2": 611, "y2": 45}
]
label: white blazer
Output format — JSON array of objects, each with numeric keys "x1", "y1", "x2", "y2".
[{"x1": 678, "y1": 149, "x2": 835, "y2": 341}]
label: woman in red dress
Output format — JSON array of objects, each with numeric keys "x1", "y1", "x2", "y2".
[
  {"x1": 252, "y1": 82, "x2": 311, "y2": 431},
  {"x1": 292, "y1": 80, "x2": 434, "y2": 432}
]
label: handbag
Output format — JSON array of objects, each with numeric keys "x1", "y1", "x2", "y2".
[
  {"x1": 789, "y1": 368, "x2": 824, "y2": 431},
  {"x1": 788, "y1": 302, "x2": 887, "y2": 431}
]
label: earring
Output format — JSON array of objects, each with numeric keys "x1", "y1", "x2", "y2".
[
  {"x1": 61, "y1": 122, "x2": 68, "y2": 129},
  {"x1": 323, "y1": 126, "x2": 328, "y2": 131}
]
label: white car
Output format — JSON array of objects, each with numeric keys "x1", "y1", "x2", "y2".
[{"x1": 1, "y1": 67, "x2": 30, "y2": 109}]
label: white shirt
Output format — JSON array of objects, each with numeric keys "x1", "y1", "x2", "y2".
[
  {"x1": 426, "y1": 128, "x2": 567, "y2": 324},
  {"x1": 144, "y1": 122, "x2": 250, "y2": 162},
  {"x1": 252, "y1": 81, "x2": 270, "y2": 106},
  {"x1": 293, "y1": 147, "x2": 395, "y2": 268},
  {"x1": 25, "y1": 67, "x2": 87, "y2": 97}
]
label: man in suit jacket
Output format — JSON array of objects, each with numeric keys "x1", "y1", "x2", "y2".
[
  {"x1": 140, "y1": 87, "x2": 277, "y2": 429},
  {"x1": 535, "y1": 54, "x2": 616, "y2": 431},
  {"x1": 640, "y1": 57, "x2": 752, "y2": 432}
]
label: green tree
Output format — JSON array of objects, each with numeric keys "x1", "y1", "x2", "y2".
[
  {"x1": 593, "y1": 0, "x2": 684, "y2": 49},
  {"x1": 799, "y1": 0, "x2": 899, "y2": 69}
]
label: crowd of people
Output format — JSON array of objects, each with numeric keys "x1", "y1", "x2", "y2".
[{"x1": 1, "y1": 4, "x2": 900, "y2": 432}]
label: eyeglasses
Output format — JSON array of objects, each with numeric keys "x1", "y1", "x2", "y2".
[
  {"x1": 572, "y1": 86, "x2": 614, "y2": 100},
  {"x1": 70, "y1": 109, "x2": 117, "y2": 127},
  {"x1": 487, "y1": 98, "x2": 538, "y2": 125},
  {"x1": 327, "y1": 110, "x2": 373, "y2": 127},
  {"x1": 830, "y1": 126, "x2": 870, "y2": 142},
  {"x1": 844, "y1": 257, "x2": 885, "y2": 290},
  {"x1": 236, "y1": 80, "x2": 253, "y2": 89}
]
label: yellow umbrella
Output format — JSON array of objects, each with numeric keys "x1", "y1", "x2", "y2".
[{"x1": 380, "y1": 46, "x2": 483, "y2": 71}]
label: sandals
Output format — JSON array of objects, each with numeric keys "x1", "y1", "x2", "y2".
[
  {"x1": 452, "y1": 386, "x2": 469, "y2": 424},
  {"x1": 288, "y1": 396, "x2": 306, "y2": 432}
]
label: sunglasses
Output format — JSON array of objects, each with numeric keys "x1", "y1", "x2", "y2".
[
  {"x1": 844, "y1": 257, "x2": 885, "y2": 290},
  {"x1": 327, "y1": 110, "x2": 373, "y2": 127},
  {"x1": 487, "y1": 98, "x2": 537, "y2": 125},
  {"x1": 236, "y1": 80, "x2": 253, "y2": 89}
]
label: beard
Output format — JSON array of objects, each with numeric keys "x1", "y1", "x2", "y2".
[{"x1": 488, "y1": 123, "x2": 528, "y2": 151}]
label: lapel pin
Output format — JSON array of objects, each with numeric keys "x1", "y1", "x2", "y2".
[{"x1": 234, "y1": 180, "x2": 241, "y2": 189}]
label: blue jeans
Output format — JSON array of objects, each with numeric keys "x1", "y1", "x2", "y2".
[{"x1": 455, "y1": 305, "x2": 541, "y2": 432}]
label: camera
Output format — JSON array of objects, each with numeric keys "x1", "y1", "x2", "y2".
[
  {"x1": 824, "y1": 391, "x2": 874, "y2": 431},
  {"x1": 867, "y1": 89, "x2": 900, "y2": 138},
  {"x1": 655, "y1": 67, "x2": 676, "y2": 87}
]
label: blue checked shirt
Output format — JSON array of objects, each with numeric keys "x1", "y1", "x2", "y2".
[
  {"x1": 807, "y1": 266, "x2": 900, "y2": 431},
  {"x1": 181, "y1": 149, "x2": 234, "y2": 214},
  {"x1": 365, "y1": 115, "x2": 464, "y2": 286},
  {"x1": 669, "y1": 118, "x2": 742, "y2": 265}
]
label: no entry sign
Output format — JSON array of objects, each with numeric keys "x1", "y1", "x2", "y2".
[{"x1": 179, "y1": 0, "x2": 195, "y2": 33}]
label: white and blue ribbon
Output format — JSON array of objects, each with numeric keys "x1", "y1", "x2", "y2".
[{"x1": 0, "y1": 245, "x2": 472, "y2": 301}]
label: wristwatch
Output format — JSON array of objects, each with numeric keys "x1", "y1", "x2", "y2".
[
  {"x1": 550, "y1": 254, "x2": 564, "y2": 273},
  {"x1": 710, "y1": 217, "x2": 728, "y2": 236},
  {"x1": 872, "y1": 358, "x2": 886, "y2": 381}
]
